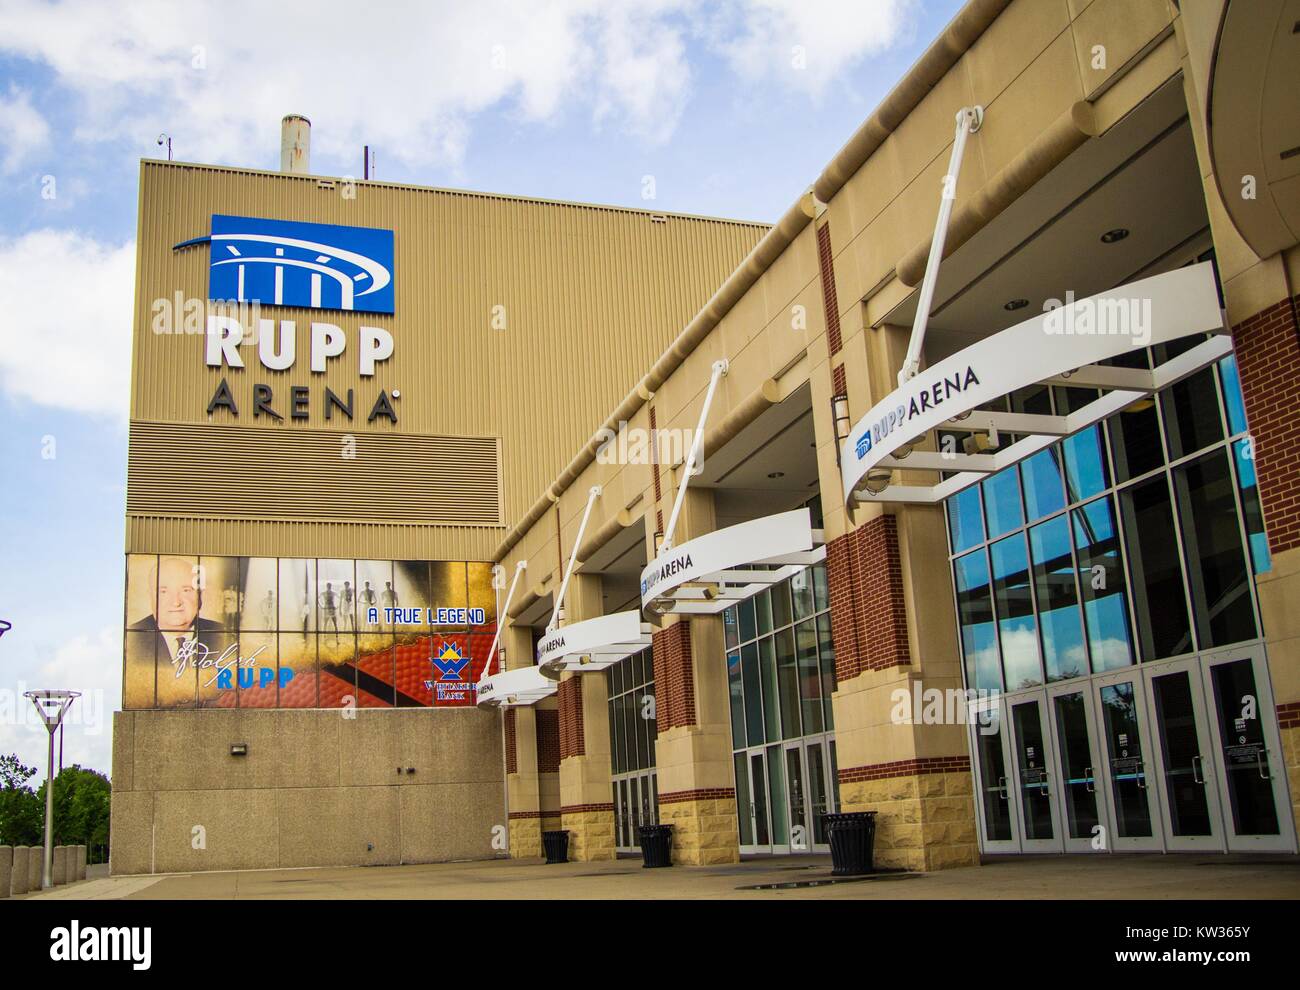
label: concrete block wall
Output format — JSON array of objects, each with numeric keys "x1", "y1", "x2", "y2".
[{"x1": 110, "y1": 706, "x2": 505, "y2": 874}]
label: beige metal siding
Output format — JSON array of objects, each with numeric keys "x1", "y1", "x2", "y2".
[
  {"x1": 130, "y1": 161, "x2": 766, "y2": 559},
  {"x1": 127, "y1": 421, "x2": 501, "y2": 524}
]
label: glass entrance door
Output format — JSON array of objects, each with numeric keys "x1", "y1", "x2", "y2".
[
  {"x1": 968, "y1": 695, "x2": 1020, "y2": 852},
  {"x1": 1092, "y1": 670, "x2": 1165, "y2": 851},
  {"x1": 1045, "y1": 683, "x2": 1107, "y2": 852},
  {"x1": 781, "y1": 737, "x2": 833, "y2": 854},
  {"x1": 1202, "y1": 646, "x2": 1297, "y2": 852},
  {"x1": 1006, "y1": 693, "x2": 1064, "y2": 852},
  {"x1": 613, "y1": 770, "x2": 658, "y2": 853},
  {"x1": 1144, "y1": 657, "x2": 1225, "y2": 851},
  {"x1": 737, "y1": 748, "x2": 775, "y2": 855}
]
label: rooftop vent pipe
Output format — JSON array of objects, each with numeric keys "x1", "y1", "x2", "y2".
[{"x1": 280, "y1": 114, "x2": 311, "y2": 174}]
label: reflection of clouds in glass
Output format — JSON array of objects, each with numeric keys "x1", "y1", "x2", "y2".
[
  {"x1": 1089, "y1": 637, "x2": 1134, "y2": 672},
  {"x1": 962, "y1": 625, "x2": 1000, "y2": 692},
  {"x1": 999, "y1": 623, "x2": 1041, "y2": 689}
]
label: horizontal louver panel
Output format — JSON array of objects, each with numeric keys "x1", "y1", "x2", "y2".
[{"x1": 128, "y1": 421, "x2": 501, "y2": 525}]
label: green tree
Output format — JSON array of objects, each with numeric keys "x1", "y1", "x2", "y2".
[
  {"x1": 36, "y1": 765, "x2": 112, "y2": 863},
  {"x1": 0, "y1": 753, "x2": 42, "y2": 846}
]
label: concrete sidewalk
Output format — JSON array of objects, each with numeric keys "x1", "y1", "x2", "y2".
[{"x1": 19, "y1": 854, "x2": 1300, "y2": 900}]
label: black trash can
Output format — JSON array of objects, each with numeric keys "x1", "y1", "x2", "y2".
[
  {"x1": 638, "y1": 824, "x2": 674, "y2": 868},
  {"x1": 821, "y1": 811, "x2": 876, "y2": 876},
  {"x1": 541, "y1": 829, "x2": 570, "y2": 864}
]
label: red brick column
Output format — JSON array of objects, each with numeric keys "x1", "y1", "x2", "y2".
[
  {"x1": 557, "y1": 676, "x2": 585, "y2": 760},
  {"x1": 1232, "y1": 294, "x2": 1300, "y2": 554},
  {"x1": 651, "y1": 621, "x2": 696, "y2": 731},
  {"x1": 825, "y1": 515, "x2": 911, "y2": 682}
]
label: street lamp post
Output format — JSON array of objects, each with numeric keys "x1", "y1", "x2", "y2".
[{"x1": 25, "y1": 690, "x2": 80, "y2": 889}]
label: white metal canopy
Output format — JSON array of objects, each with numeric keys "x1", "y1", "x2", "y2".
[
  {"x1": 475, "y1": 664, "x2": 556, "y2": 708},
  {"x1": 840, "y1": 263, "x2": 1229, "y2": 505},
  {"x1": 640, "y1": 508, "x2": 824, "y2": 616},
  {"x1": 536, "y1": 609, "x2": 653, "y2": 676}
]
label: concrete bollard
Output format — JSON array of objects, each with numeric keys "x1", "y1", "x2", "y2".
[
  {"x1": 11, "y1": 846, "x2": 30, "y2": 895},
  {"x1": 29, "y1": 847, "x2": 41, "y2": 890},
  {"x1": 76, "y1": 845, "x2": 87, "y2": 881},
  {"x1": 52, "y1": 845, "x2": 68, "y2": 885},
  {"x1": 0, "y1": 846, "x2": 10, "y2": 899}
]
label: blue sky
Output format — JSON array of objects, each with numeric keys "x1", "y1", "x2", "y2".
[{"x1": 0, "y1": 0, "x2": 963, "y2": 778}]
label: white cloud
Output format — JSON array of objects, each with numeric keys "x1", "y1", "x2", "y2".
[
  {"x1": 0, "y1": 230, "x2": 135, "y2": 422},
  {"x1": 0, "y1": 86, "x2": 51, "y2": 172},
  {"x1": 708, "y1": 0, "x2": 917, "y2": 96},
  {"x1": 0, "y1": 0, "x2": 916, "y2": 167},
  {"x1": 0, "y1": 625, "x2": 120, "y2": 778}
]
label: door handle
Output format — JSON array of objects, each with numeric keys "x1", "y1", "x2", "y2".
[
  {"x1": 1257, "y1": 749, "x2": 1271, "y2": 781},
  {"x1": 997, "y1": 776, "x2": 1008, "y2": 801},
  {"x1": 1192, "y1": 754, "x2": 1205, "y2": 785},
  {"x1": 1084, "y1": 767, "x2": 1095, "y2": 793},
  {"x1": 1039, "y1": 772, "x2": 1050, "y2": 797},
  {"x1": 1136, "y1": 761, "x2": 1146, "y2": 789}
]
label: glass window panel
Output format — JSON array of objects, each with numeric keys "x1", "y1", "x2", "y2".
[
  {"x1": 766, "y1": 745, "x2": 788, "y2": 845},
  {"x1": 817, "y1": 614, "x2": 836, "y2": 730},
  {"x1": 1161, "y1": 366, "x2": 1224, "y2": 461},
  {"x1": 1172, "y1": 449, "x2": 1258, "y2": 648},
  {"x1": 623, "y1": 690, "x2": 639, "y2": 771},
  {"x1": 611, "y1": 655, "x2": 624, "y2": 697},
  {"x1": 734, "y1": 753, "x2": 753, "y2": 846},
  {"x1": 795, "y1": 618, "x2": 823, "y2": 734},
  {"x1": 990, "y1": 535, "x2": 1041, "y2": 690},
  {"x1": 954, "y1": 551, "x2": 1000, "y2": 693},
  {"x1": 1053, "y1": 386, "x2": 1100, "y2": 414},
  {"x1": 1062, "y1": 426, "x2": 1109, "y2": 503},
  {"x1": 759, "y1": 637, "x2": 781, "y2": 744},
  {"x1": 1011, "y1": 385, "x2": 1052, "y2": 415},
  {"x1": 982, "y1": 469, "x2": 1024, "y2": 538},
  {"x1": 775, "y1": 627, "x2": 801, "y2": 739},
  {"x1": 199, "y1": 556, "x2": 241, "y2": 632},
  {"x1": 317, "y1": 559, "x2": 357, "y2": 639},
  {"x1": 770, "y1": 581, "x2": 793, "y2": 629},
  {"x1": 356, "y1": 560, "x2": 392, "y2": 632},
  {"x1": 1232, "y1": 438, "x2": 1271, "y2": 575},
  {"x1": 645, "y1": 688, "x2": 658, "y2": 767},
  {"x1": 1219, "y1": 355, "x2": 1248, "y2": 436},
  {"x1": 724, "y1": 607, "x2": 739, "y2": 650},
  {"x1": 608, "y1": 700, "x2": 619, "y2": 776},
  {"x1": 279, "y1": 556, "x2": 317, "y2": 631},
  {"x1": 727, "y1": 652, "x2": 745, "y2": 750},
  {"x1": 634, "y1": 688, "x2": 650, "y2": 770},
  {"x1": 741, "y1": 643, "x2": 764, "y2": 748},
  {"x1": 275, "y1": 632, "x2": 318, "y2": 709},
  {"x1": 812, "y1": 564, "x2": 828, "y2": 613},
  {"x1": 791, "y1": 569, "x2": 815, "y2": 620},
  {"x1": 1020, "y1": 448, "x2": 1066, "y2": 521},
  {"x1": 738, "y1": 598, "x2": 757, "y2": 644},
  {"x1": 122, "y1": 629, "x2": 157, "y2": 710},
  {"x1": 755, "y1": 589, "x2": 773, "y2": 636},
  {"x1": 947, "y1": 483, "x2": 984, "y2": 553},
  {"x1": 240, "y1": 558, "x2": 279, "y2": 631},
  {"x1": 1119, "y1": 476, "x2": 1193, "y2": 660},
  {"x1": 1028, "y1": 517, "x2": 1086, "y2": 681},
  {"x1": 1071, "y1": 497, "x2": 1134, "y2": 671},
  {"x1": 1110, "y1": 399, "x2": 1163, "y2": 483}
]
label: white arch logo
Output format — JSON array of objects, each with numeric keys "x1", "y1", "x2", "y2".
[{"x1": 177, "y1": 215, "x2": 396, "y2": 315}]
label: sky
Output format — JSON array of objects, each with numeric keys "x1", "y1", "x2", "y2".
[{"x1": 0, "y1": 0, "x2": 963, "y2": 780}]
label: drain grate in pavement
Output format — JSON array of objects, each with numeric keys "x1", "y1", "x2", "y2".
[{"x1": 736, "y1": 872, "x2": 923, "y2": 891}]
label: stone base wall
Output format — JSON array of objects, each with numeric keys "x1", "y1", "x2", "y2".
[
  {"x1": 1281, "y1": 716, "x2": 1300, "y2": 848},
  {"x1": 840, "y1": 768, "x2": 978, "y2": 872},
  {"x1": 657, "y1": 794, "x2": 740, "y2": 865},
  {"x1": 507, "y1": 815, "x2": 542, "y2": 859},
  {"x1": 560, "y1": 807, "x2": 616, "y2": 862}
]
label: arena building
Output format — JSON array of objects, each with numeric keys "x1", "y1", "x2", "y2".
[{"x1": 112, "y1": 0, "x2": 1300, "y2": 873}]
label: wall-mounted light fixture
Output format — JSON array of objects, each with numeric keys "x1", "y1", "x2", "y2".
[
  {"x1": 230, "y1": 743, "x2": 248, "y2": 757},
  {"x1": 831, "y1": 393, "x2": 851, "y2": 465}
]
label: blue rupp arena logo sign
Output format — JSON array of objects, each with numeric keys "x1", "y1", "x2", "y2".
[{"x1": 178, "y1": 214, "x2": 395, "y2": 314}]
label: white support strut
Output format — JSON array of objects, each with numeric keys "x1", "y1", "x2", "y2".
[
  {"x1": 479, "y1": 560, "x2": 526, "y2": 685},
  {"x1": 547, "y1": 485, "x2": 603, "y2": 633},
  {"x1": 662, "y1": 359, "x2": 728, "y2": 551},
  {"x1": 898, "y1": 105, "x2": 983, "y2": 387}
]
